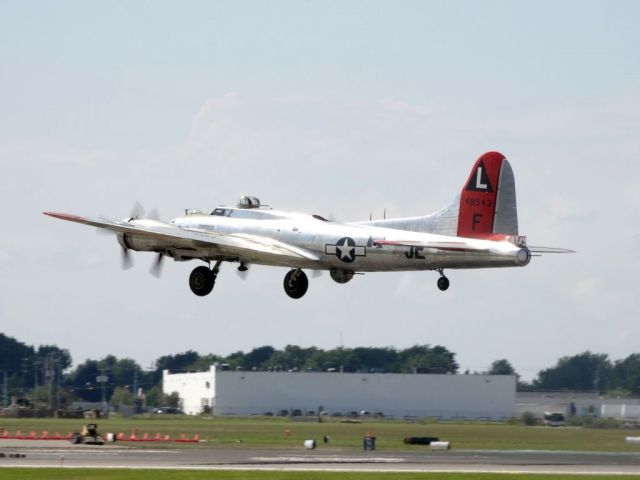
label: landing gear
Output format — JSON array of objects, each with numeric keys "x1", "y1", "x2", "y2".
[
  {"x1": 436, "y1": 269, "x2": 450, "y2": 291},
  {"x1": 283, "y1": 269, "x2": 309, "y2": 299},
  {"x1": 189, "y1": 261, "x2": 221, "y2": 296},
  {"x1": 189, "y1": 266, "x2": 215, "y2": 296}
]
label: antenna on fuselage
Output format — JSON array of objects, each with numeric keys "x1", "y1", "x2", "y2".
[{"x1": 383, "y1": 208, "x2": 386, "y2": 219}]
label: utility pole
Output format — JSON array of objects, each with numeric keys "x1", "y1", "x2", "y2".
[
  {"x1": 96, "y1": 368, "x2": 109, "y2": 415},
  {"x1": 21, "y1": 358, "x2": 28, "y2": 398},
  {"x1": 2, "y1": 370, "x2": 7, "y2": 407},
  {"x1": 45, "y1": 355, "x2": 54, "y2": 411},
  {"x1": 56, "y1": 356, "x2": 61, "y2": 411},
  {"x1": 33, "y1": 358, "x2": 39, "y2": 412},
  {"x1": 133, "y1": 369, "x2": 138, "y2": 398}
]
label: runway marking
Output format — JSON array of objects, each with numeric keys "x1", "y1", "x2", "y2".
[
  {"x1": 249, "y1": 456, "x2": 405, "y2": 463},
  {"x1": 11, "y1": 449, "x2": 180, "y2": 454},
  {"x1": 2, "y1": 465, "x2": 640, "y2": 475}
]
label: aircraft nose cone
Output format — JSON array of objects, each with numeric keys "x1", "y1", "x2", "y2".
[{"x1": 517, "y1": 248, "x2": 531, "y2": 265}]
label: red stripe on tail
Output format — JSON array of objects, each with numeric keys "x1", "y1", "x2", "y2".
[{"x1": 457, "y1": 151, "x2": 505, "y2": 238}]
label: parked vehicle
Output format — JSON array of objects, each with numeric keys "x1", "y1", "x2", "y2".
[{"x1": 543, "y1": 412, "x2": 566, "y2": 427}]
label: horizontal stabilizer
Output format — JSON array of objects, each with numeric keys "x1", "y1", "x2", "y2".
[{"x1": 528, "y1": 246, "x2": 575, "y2": 254}]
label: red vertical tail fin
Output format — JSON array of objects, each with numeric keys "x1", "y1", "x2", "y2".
[{"x1": 457, "y1": 152, "x2": 518, "y2": 238}]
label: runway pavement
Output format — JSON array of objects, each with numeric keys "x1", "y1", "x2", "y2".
[{"x1": 2, "y1": 439, "x2": 640, "y2": 474}]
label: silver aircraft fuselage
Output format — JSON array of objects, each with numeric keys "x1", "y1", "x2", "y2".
[{"x1": 161, "y1": 207, "x2": 530, "y2": 272}]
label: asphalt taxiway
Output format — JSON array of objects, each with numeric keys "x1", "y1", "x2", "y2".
[{"x1": 2, "y1": 439, "x2": 640, "y2": 474}]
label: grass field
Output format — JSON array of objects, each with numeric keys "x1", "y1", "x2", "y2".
[
  {"x1": 2, "y1": 416, "x2": 640, "y2": 452},
  {"x1": 0, "y1": 469, "x2": 638, "y2": 480}
]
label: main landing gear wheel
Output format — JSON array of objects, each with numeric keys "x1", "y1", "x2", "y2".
[
  {"x1": 283, "y1": 269, "x2": 309, "y2": 299},
  {"x1": 436, "y1": 270, "x2": 450, "y2": 292},
  {"x1": 189, "y1": 266, "x2": 216, "y2": 296}
]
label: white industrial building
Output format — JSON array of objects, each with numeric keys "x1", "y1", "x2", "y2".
[
  {"x1": 516, "y1": 391, "x2": 640, "y2": 419},
  {"x1": 163, "y1": 365, "x2": 516, "y2": 419}
]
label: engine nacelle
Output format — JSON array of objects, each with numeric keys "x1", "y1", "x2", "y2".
[
  {"x1": 117, "y1": 232, "x2": 163, "y2": 252},
  {"x1": 330, "y1": 268, "x2": 354, "y2": 284}
]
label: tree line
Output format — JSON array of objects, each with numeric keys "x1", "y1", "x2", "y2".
[
  {"x1": 478, "y1": 352, "x2": 640, "y2": 395},
  {"x1": 2, "y1": 332, "x2": 640, "y2": 408}
]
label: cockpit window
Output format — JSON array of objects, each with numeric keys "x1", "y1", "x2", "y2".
[
  {"x1": 211, "y1": 208, "x2": 229, "y2": 216},
  {"x1": 312, "y1": 214, "x2": 329, "y2": 222}
]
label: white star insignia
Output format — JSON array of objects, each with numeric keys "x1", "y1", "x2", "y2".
[{"x1": 336, "y1": 238, "x2": 353, "y2": 260}]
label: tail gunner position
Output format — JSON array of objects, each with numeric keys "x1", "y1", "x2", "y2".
[{"x1": 44, "y1": 152, "x2": 572, "y2": 299}]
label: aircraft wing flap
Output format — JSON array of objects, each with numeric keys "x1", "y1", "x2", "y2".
[
  {"x1": 373, "y1": 239, "x2": 491, "y2": 253},
  {"x1": 43, "y1": 212, "x2": 318, "y2": 261},
  {"x1": 231, "y1": 233, "x2": 320, "y2": 261}
]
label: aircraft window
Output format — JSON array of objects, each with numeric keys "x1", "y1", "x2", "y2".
[
  {"x1": 211, "y1": 208, "x2": 228, "y2": 216},
  {"x1": 312, "y1": 215, "x2": 329, "y2": 222}
]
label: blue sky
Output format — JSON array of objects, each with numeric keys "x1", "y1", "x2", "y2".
[
  {"x1": 1, "y1": 1, "x2": 639, "y2": 380},
  {"x1": 4, "y1": 1, "x2": 637, "y2": 147}
]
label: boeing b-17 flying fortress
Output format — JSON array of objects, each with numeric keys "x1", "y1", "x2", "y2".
[{"x1": 44, "y1": 152, "x2": 572, "y2": 299}]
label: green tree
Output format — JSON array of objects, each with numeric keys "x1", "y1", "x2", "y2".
[
  {"x1": 397, "y1": 345, "x2": 458, "y2": 373},
  {"x1": 612, "y1": 354, "x2": 640, "y2": 395},
  {"x1": 36, "y1": 345, "x2": 72, "y2": 371},
  {"x1": 0, "y1": 333, "x2": 34, "y2": 377},
  {"x1": 65, "y1": 359, "x2": 101, "y2": 402},
  {"x1": 110, "y1": 358, "x2": 143, "y2": 390},
  {"x1": 266, "y1": 345, "x2": 319, "y2": 370},
  {"x1": 310, "y1": 347, "x2": 360, "y2": 372},
  {"x1": 353, "y1": 347, "x2": 397, "y2": 372},
  {"x1": 188, "y1": 354, "x2": 222, "y2": 371},
  {"x1": 145, "y1": 385, "x2": 162, "y2": 406},
  {"x1": 242, "y1": 346, "x2": 275, "y2": 369},
  {"x1": 533, "y1": 351, "x2": 612, "y2": 392},
  {"x1": 155, "y1": 351, "x2": 200, "y2": 372},
  {"x1": 160, "y1": 391, "x2": 180, "y2": 408},
  {"x1": 488, "y1": 359, "x2": 516, "y2": 375},
  {"x1": 31, "y1": 386, "x2": 51, "y2": 407},
  {"x1": 110, "y1": 386, "x2": 134, "y2": 406}
]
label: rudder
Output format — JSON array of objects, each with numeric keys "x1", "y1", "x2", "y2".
[{"x1": 457, "y1": 151, "x2": 518, "y2": 238}]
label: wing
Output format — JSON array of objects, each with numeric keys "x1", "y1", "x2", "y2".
[
  {"x1": 373, "y1": 239, "x2": 491, "y2": 253},
  {"x1": 43, "y1": 212, "x2": 319, "y2": 262}
]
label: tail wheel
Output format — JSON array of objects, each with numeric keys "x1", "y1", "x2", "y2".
[
  {"x1": 189, "y1": 266, "x2": 215, "y2": 296},
  {"x1": 283, "y1": 269, "x2": 309, "y2": 299}
]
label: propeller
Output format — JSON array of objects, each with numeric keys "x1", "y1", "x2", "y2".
[
  {"x1": 94, "y1": 203, "x2": 175, "y2": 277},
  {"x1": 95, "y1": 213, "x2": 113, "y2": 236},
  {"x1": 150, "y1": 252, "x2": 165, "y2": 278},
  {"x1": 96, "y1": 201, "x2": 148, "y2": 234},
  {"x1": 120, "y1": 201, "x2": 148, "y2": 270},
  {"x1": 121, "y1": 245, "x2": 134, "y2": 270},
  {"x1": 129, "y1": 201, "x2": 145, "y2": 221},
  {"x1": 97, "y1": 202, "x2": 165, "y2": 273},
  {"x1": 147, "y1": 208, "x2": 160, "y2": 221},
  {"x1": 145, "y1": 207, "x2": 165, "y2": 277}
]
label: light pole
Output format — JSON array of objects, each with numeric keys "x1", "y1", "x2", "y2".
[{"x1": 96, "y1": 369, "x2": 109, "y2": 416}]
